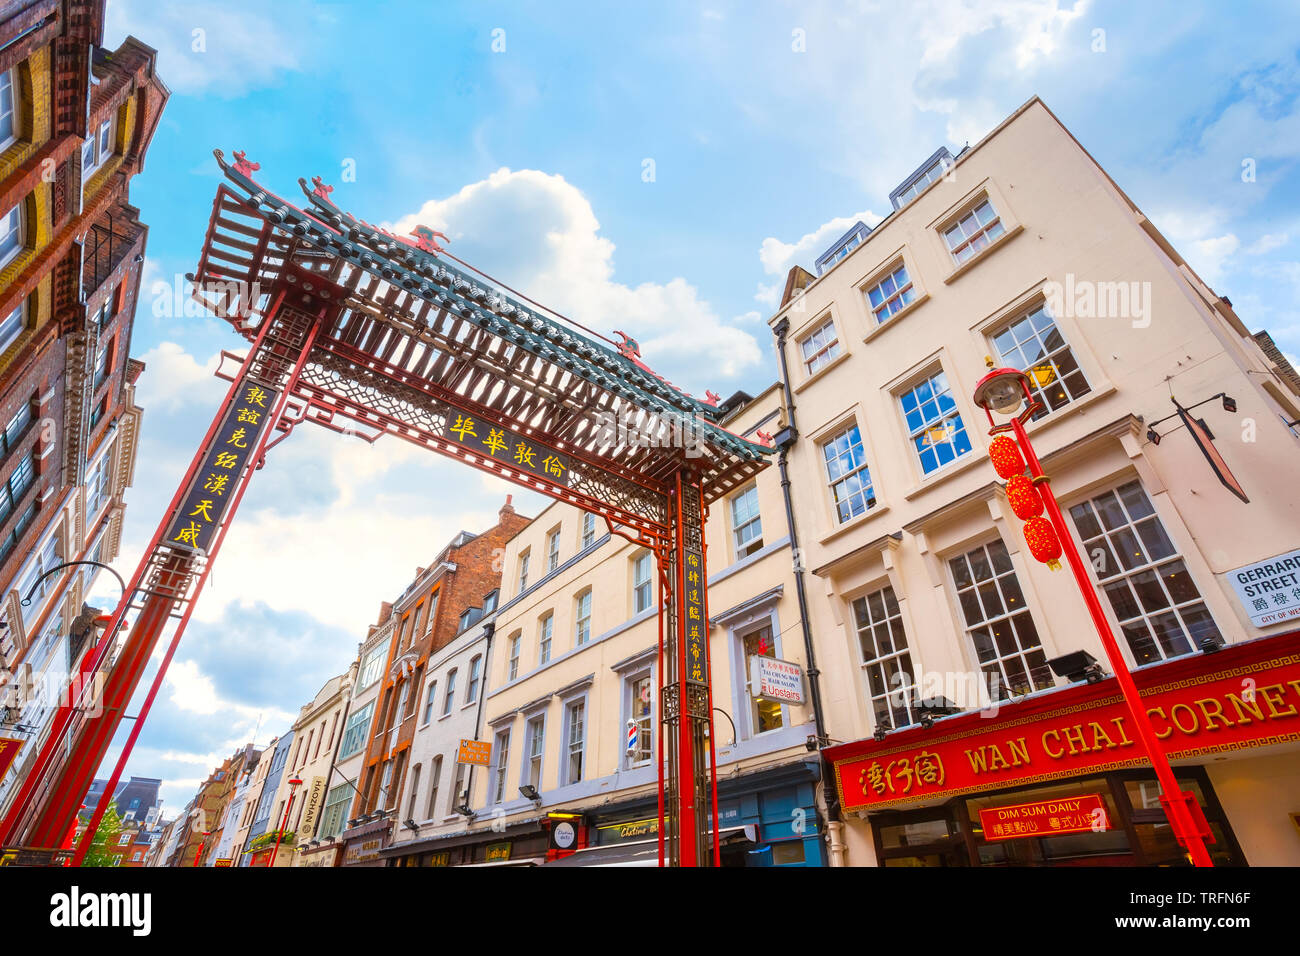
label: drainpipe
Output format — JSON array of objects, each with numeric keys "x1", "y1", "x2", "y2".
[
  {"x1": 772, "y1": 316, "x2": 846, "y2": 867},
  {"x1": 463, "y1": 621, "x2": 495, "y2": 809}
]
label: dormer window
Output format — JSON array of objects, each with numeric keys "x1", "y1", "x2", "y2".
[{"x1": 890, "y1": 147, "x2": 955, "y2": 210}]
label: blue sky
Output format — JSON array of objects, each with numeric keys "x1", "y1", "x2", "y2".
[{"x1": 91, "y1": 0, "x2": 1300, "y2": 814}]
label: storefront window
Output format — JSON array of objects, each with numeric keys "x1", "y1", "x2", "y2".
[{"x1": 870, "y1": 769, "x2": 1245, "y2": 867}]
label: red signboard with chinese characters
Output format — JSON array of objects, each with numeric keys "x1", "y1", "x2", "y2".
[
  {"x1": 979, "y1": 793, "x2": 1108, "y2": 841},
  {"x1": 0, "y1": 738, "x2": 22, "y2": 780},
  {"x1": 826, "y1": 630, "x2": 1300, "y2": 812}
]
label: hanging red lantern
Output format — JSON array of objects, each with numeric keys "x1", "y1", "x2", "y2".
[
  {"x1": 988, "y1": 435, "x2": 1025, "y2": 479},
  {"x1": 1005, "y1": 474, "x2": 1043, "y2": 520},
  {"x1": 1023, "y1": 515, "x2": 1062, "y2": 570}
]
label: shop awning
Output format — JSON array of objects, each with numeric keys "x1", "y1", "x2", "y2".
[
  {"x1": 455, "y1": 857, "x2": 546, "y2": 868},
  {"x1": 545, "y1": 826, "x2": 756, "y2": 867}
]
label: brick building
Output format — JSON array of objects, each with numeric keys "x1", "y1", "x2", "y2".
[
  {"x1": 0, "y1": 0, "x2": 167, "y2": 837},
  {"x1": 339, "y1": 497, "x2": 529, "y2": 862}
]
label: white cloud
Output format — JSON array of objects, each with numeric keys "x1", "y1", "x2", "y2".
[
  {"x1": 167, "y1": 659, "x2": 221, "y2": 715},
  {"x1": 756, "y1": 208, "x2": 881, "y2": 294},
  {"x1": 104, "y1": 0, "x2": 304, "y2": 95},
  {"x1": 1246, "y1": 233, "x2": 1289, "y2": 255},
  {"x1": 134, "y1": 342, "x2": 224, "y2": 414},
  {"x1": 389, "y1": 167, "x2": 764, "y2": 390}
]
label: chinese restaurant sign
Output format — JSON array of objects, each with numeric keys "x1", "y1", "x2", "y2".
[
  {"x1": 683, "y1": 546, "x2": 707, "y2": 684},
  {"x1": 979, "y1": 793, "x2": 1108, "y2": 841},
  {"x1": 1227, "y1": 547, "x2": 1300, "y2": 628},
  {"x1": 457, "y1": 739, "x2": 492, "y2": 766},
  {"x1": 166, "y1": 379, "x2": 281, "y2": 554},
  {"x1": 828, "y1": 633, "x2": 1300, "y2": 811},
  {"x1": 443, "y1": 413, "x2": 570, "y2": 485},
  {"x1": 485, "y1": 841, "x2": 512, "y2": 863}
]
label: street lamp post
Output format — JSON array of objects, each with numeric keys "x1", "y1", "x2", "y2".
[
  {"x1": 267, "y1": 777, "x2": 302, "y2": 868},
  {"x1": 971, "y1": 363, "x2": 1214, "y2": 868}
]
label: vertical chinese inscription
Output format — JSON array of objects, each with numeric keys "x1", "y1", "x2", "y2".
[
  {"x1": 165, "y1": 380, "x2": 280, "y2": 554},
  {"x1": 683, "y1": 546, "x2": 706, "y2": 685}
]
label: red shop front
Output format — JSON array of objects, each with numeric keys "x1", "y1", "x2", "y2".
[{"x1": 824, "y1": 630, "x2": 1300, "y2": 866}]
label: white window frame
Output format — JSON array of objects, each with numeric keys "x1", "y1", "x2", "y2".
[
  {"x1": 632, "y1": 551, "x2": 653, "y2": 614},
  {"x1": 898, "y1": 368, "x2": 972, "y2": 477},
  {"x1": 852, "y1": 584, "x2": 917, "y2": 731},
  {"x1": 0, "y1": 203, "x2": 23, "y2": 269},
  {"x1": 1068, "y1": 480, "x2": 1219, "y2": 665},
  {"x1": 581, "y1": 512, "x2": 597, "y2": 550},
  {"x1": 820, "y1": 422, "x2": 876, "y2": 524},
  {"x1": 730, "y1": 484, "x2": 763, "y2": 559},
  {"x1": 864, "y1": 262, "x2": 917, "y2": 324},
  {"x1": 942, "y1": 196, "x2": 1006, "y2": 266},
  {"x1": 798, "y1": 316, "x2": 840, "y2": 376},
  {"x1": 948, "y1": 539, "x2": 1052, "y2": 700},
  {"x1": 522, "y1": 714, "x2": 546, "y2": 792},
  {"x1": 991, "y1": 304, "x2": 1091, "y2": 419},
  {"x1": 574, "y1": 589, "x2": 592, "y2": 647},
  {"x1": 562, "y1": 697, "x2": 585, "y2": 786},
  {"x1": 518, "y1": 549, "x2": 530, "y2": 594},
  {"x1": 83, "y1": 116, "x2": 115, "y2": 177},
  {"x1": 547, "y1": 527, "x2": 561, "y2": 573},
  {"x1": 538, "y1": 613, "x2": 552, "y2": 665},
  {"x1": 491, "y1": 728, "x2": 511, "y2": 804},
  {"x1": 465, "y1": 654, "x2": 482, "y2": 704},
  {"x1": 625, "y1": 671, "x2": 653, "y2": 768},
  {"x1": 507, "y1": 631, "x2": 521, "y2": 681},
  {"x1": 441, "y1": 668, "x2": 457, "y2": 717},
  {"x1": 0, "y1": 67, "x2": 19, "y2": 149}
]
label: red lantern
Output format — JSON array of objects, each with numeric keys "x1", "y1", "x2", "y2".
[
  {"x1": 1005, "y1": 474, "x2": 1043, "y2": 520},
  {"x1": 1023, "y1": 515, "x2": 1062, "y2": 570},
  {"x1": 988, "y1": 435, "x2": 1025, "y2": 479}
]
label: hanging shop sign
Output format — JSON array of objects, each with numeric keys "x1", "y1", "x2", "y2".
[
  {"x1": 1227, "y1": 547, "x2": 1300, "y2": 628},
  {"x1": 213, "y1": 858, "x2": 233, "y2": 867},
  {"x1": 751, "y1": 656, "x2": 805, "y2": 704},
  {"x1": 827, "y1": 631, "x2": 1300, "y2": 812},
  {"x1": 978, "y1": 793, "x2": 1108, "y2": 841},
  {"x1": 0, "y1": 737, "x2": 23, "y2": 779},
  {"x1": 1174, "y1": 400, "x2": 1249, "y2": 503},
  {"x1": 296, "y1": 776, "x2": 327, "y2": 840},
  {"x1": 166, "y1": 379, "x2": 281, "y2": 554},
  {"x1": 443, "y1": 414, "x2": 570, "y2": 487},
  {"x1": 457, "y1": 739, "x2": 492, "y2": 766}
]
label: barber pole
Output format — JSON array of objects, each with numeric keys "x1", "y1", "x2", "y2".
[{"x1": 627, "y1": 720, "x2": 638, "y2": 754}]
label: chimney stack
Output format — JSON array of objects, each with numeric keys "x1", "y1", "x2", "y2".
[{"x1": 499, "y1": 494, "x2": 515, "y2": 518}]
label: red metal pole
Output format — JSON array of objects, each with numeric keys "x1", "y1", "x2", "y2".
[
  {"x1": 698, "y1": 483, "x2": 721, "y2": 868},
  {"x1": 0, "y1": 289, "x2": 289, "y2": 847},
  {"x1": 268, "y1": 782, "x2": 300, "y2": 868},
  {"x1": 1009, "y1": 415, "x2": 1214, "y2": 867},
  {"x1": 192, "y1": 832, "x2": 208, "y2": 868},
  {"x1": 656, "y1": 558, "x2": 665, "y2": 869},
  {"x1": 70, "y1": 316, "x2": 316, "y2": 864},
  {"x1": 673, "y1": 474, "x2": 698, "y2": 867}
]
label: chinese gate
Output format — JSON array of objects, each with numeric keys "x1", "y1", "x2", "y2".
[{"x1": 0, "y1": 151, "x2": 770, "y2": 866}]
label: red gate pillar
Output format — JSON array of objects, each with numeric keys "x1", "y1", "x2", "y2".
[{"x1": 660, "y1": 472, "x2": 714, "y2": 866}]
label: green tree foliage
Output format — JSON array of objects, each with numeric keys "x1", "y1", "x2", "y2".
[{"x1": 80, "y1": 803, "x2": 123, "y2": 867}]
